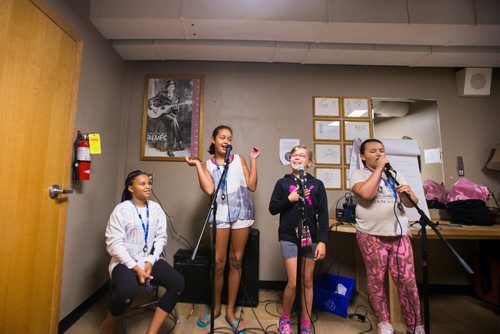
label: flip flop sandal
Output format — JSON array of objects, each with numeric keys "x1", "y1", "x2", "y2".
[
  {"x1": 226, "y1": 318, "x2": 246, "y2": 334},
  {"x1": 196, "y1": 311, "x2": 220, "y2": 327}
]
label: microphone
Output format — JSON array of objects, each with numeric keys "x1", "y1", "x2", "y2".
[
  {"x1": 385, "y1": 163, "x2": 395, "y2": 173},
  {"x1": 224, "y1": 145, "x2": 233, "y2": 164},
  {"x1": 298, "y1": 165, "x2": 305, "y2": 181}
]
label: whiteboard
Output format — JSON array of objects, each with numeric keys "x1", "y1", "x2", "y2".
[{"x1": 348, "y1": 138, "x2": 429, "y2": 222}]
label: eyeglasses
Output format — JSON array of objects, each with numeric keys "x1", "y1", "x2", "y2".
[{"x1": 290, "y1": 153, "x2": 308, "y2": 159}]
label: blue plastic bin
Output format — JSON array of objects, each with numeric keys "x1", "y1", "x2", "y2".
[{"x1": 313, "y1": 273, "x2": 355, "y2": 318}]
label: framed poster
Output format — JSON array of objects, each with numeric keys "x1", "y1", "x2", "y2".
[
  {"x1": 313, "y1": 96, "x2": 340, "y2": 118},
  {"x1": 342, "y1": 96, "x2": 371, "y2": 118},
  {"x1": 313, "y1": 120, "x2": 341, "y2": 142},
  {"x1": 141, "y1": 75, "x2": 204, "y2": 161},
  {"x1": 343, "y1": 120, "x2": 372, "y2": 142},
  {"x1": 314, "y1": 143, "x2": 342, "y2": 165},
  {"x1": 314, "y1": 167, "x2": 343, "y2": 190}
]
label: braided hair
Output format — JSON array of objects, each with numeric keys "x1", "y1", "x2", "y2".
[{"x1": 121, "y1": 170, "x2": 149, "y2": 202}]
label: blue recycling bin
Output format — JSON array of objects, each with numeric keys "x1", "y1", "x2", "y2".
[{"x1": 313, "y1": 273, "x2": 355, "y2": 318}]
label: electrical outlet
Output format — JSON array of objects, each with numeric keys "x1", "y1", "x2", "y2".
[{"x1": 457, "y1": 156, "x2": 464, "y2": 176}]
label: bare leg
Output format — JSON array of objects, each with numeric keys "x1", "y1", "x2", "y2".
[
  {"x1": 282, "y1": 257, "x2": 297, "y2": 315},
  {"x1": 301, "y1": 258, "x2": 315, "y2": 323},
  {"x1": 226, "y1": 227, "x2": 250, "y2": 330},
  {"x1": 146, "y1": 307, "x2": 169, "y2": 334},
  {"x1": 99, "y1": 311, "x2": 117, "y2": 334},
  {"x1": 212, "y1": 227, "x2": 230, "y2": 318}
]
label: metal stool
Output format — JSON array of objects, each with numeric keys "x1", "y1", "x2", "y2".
[{"x1": 110, "y1": 281, "x2": 180, "y2": 333}]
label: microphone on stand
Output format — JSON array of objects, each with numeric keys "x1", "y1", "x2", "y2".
[
  {"x1": 297, "y1": 165, "x2": 306, "y2": 202},
  {"x1": 224, "y1": 145, "x2": 233, "y2": 165},
  {"x1": 298, "y1": 164, "x2": 305, "y2": 180},
  {"x1": 384, "y1": 163, "x2": 395, "y2": 173}
]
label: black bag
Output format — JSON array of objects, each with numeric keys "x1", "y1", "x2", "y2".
[{"x1": 446, "y1": 199, "x2": 493, "y2": 226}]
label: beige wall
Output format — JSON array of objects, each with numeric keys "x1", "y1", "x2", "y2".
[
  {"x1": 123, "y1": 62, "x2": 500, "y2": 285},
  {"x1": 48, "y1": 0, "x2": 500, "y2": 321}
]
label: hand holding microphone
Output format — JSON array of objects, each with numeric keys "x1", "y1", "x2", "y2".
[
  {"x1": 376, "y1": 153, "x2": 389, "y2": 170},
  {"x1": 384, "y1": 162, "x2": 395, "y2": 173}
]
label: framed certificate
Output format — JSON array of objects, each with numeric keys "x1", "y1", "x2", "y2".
[
  {"x1": 343, "y1": 143, "x2": 353, "y2": 165},
  {"x1": 313, "y1": 96, "x2": 340, "y2": 118},
  {"x1": 313, "y1": 120, "x2": 341, "y2": 141},
  {"x1": 344, "y1": 167, "x2": 351, "y2": 190},
  {"x1": 343, "y1": 120, "x2": 372, "y2": 142},
  {"x1": 314, "y1": 143, "x2": 342, "y2": 165},
  {"x1": 315, "y1": 167, "x2": 343, "y2": 190},
  {"x1": 342, "y1": 97, "x2": 371, "y2": 119}
]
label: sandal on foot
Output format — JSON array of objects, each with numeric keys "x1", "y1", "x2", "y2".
[
  {"x1": 226, "y1": 317, "x2": 245, "y2": 334},
  {"x1": 196, "y1": 311, "x2": 220, "y2": 328}
]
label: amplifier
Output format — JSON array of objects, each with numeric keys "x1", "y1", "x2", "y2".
[
  {"x1": 222, "y1": 228, "x2": 260, "y2": 307},
  {"x1": 173, "y1": 228, "x2": 260, "y2": 307},
  {"x1": 173, "y1": 248, "x2": 211, "y2": 304}
]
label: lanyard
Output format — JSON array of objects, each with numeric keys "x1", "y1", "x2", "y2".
[
  {"x1": 365, "y1": 167, "x2": 401, "y2": 206},
  {"x1": 131, "y1": 199, "x2": 149, "y2": 253},
  {"x1": 215, "y1": 163, "x2": 228, "y2": 200},
  {"x1": 384, "y1": 177, "x2": 398, "y2": 199}
]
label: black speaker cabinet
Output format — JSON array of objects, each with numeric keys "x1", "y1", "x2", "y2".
[
  {"x1": 222, "y1": 227, "x2": 260, "y2": 307},
  {"x1": 173, "y1": 228, "x2": 259, "y2": 307},
  {"x1": 174, "y1": 247, "x2": 211, "y2": 304}
]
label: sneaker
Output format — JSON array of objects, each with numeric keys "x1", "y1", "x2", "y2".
[
  {"x1": 407, "y1": 325, "x2": 425, "y2": 334},
  {"x1": 278, "y1": 317, "x2": 292, "y2": 334},
  {"x1": 377, "y1": 321, "x2": 394, "y2": 334}
]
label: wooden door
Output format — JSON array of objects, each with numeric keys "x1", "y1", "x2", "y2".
[{"x1": 0, "y1": 0, "x2": 82, "y2": 332}]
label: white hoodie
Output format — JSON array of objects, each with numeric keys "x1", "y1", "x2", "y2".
[{"x1": 105, "y1": 200, "x2": 167, "y2": 276}]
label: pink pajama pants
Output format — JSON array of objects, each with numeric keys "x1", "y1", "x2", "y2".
[{"x1": 356, "y1": 231, "x2": 422, "y2": 327}]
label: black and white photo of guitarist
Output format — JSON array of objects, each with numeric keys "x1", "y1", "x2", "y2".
[{"x1": 147, "y1": 80, "x2": 186, "y2": 156}]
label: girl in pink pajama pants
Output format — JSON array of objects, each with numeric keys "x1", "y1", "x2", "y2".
[{"x1": 350, "y1": 139, "x2": 424, "y2": 334}]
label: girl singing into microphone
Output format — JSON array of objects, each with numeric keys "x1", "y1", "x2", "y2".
[
  {"x1": 186, "y1": 125, "x2": 260, "y2": 334},
  {"x1": 351, "y1": 139, "x2": 424, "y2": 334},
  {"x1": 269, "y1": 145, "x2": 328, "y2": 334}
]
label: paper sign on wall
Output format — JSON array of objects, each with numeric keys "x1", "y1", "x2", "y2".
[{"x1": 89, "y1": 133, "x2": 102, "y2": 154}]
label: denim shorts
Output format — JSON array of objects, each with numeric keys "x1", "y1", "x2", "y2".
[{"x1": 280, "y1": 240, "x2": 317, "y2": 260}]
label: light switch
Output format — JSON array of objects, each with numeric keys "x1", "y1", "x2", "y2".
[{"x1": 457, "y1": 156, "x2": 464, "y2": 176}]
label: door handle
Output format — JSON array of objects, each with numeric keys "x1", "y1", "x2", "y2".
[{"x1": 49, "y1": 184, "x2": 74, "y2": 199}]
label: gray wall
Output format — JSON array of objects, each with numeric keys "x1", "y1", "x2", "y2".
[{"x1": 48, "y1": 0, "x2": 500, "y2": 321}]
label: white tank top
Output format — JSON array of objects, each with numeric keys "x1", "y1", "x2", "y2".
[{"x1": 206, "y1": 154, "x2": 255, "y2": 223}]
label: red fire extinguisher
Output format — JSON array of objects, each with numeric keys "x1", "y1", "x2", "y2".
[{"x1": 74, "y1": 131, "x2": 91, "y2": 181}]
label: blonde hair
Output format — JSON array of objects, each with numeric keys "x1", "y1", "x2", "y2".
[{"x1": 290, "y1": 145, "x2": 313, "y2": 162}]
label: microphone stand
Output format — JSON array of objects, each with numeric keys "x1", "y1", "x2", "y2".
[
  {"x1": 192, "y1": 158, "x2": 229, "y2": 334},
  {"x1": 296, "y1": 173, "x2": 307, "y2": 334},
  {"x1": 384, "y1": 168, "x2": 473, "y2": 334}
]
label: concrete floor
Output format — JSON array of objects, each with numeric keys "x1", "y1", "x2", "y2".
[{"x1": 65, "y1": 289, "x2": 500, "y2": 334}]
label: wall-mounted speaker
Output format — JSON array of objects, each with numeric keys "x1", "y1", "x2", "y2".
[{"x1": 455, "y1": 67, "x2": 492, "y2": 97}]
